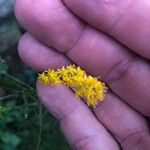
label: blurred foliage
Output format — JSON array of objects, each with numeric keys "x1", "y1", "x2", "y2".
[
  {"x1": 0, "y1": 0, "x2": 70, "y2": 150},
  {"x1": 0, "y1": 0, "x2": 20, "y2": 52}
]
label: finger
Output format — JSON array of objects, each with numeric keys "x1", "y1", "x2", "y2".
[
  {"x1": 37, "y1": 83, "x2": 119, "y2": 150},
  {"x1": 93, "y1": 92, "x2": 150, "y2": 150},
  {"x1": 18, "y1": 33, "x2": 71, "y2": 71},
  {"x1": 15, "y1": 0, "x2": 150, "y2": 116},
  {"x1": 63, "y1": 0, "x2": 150, "y2": 59},
  {"x1": 14, "y1": 0, "x2": 85, "y2": 52}
]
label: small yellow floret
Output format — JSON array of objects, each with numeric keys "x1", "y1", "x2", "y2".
[
  {"x1": 38, "y1": 65, "x2": 107, "y2": 107},
  {"x1": 38, "y1": 69, "x2": 62, "y2": 85}
]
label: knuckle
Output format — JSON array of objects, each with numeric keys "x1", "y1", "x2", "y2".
[
  {"x1": 71, "y1": 129, "x2": 101, "y2": 150},
  {"x1": 104, "y1": 55, "x2": 137, "y2": 84}
]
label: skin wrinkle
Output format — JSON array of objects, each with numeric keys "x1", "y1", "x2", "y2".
[
  {"x1": 70, "y1": 128, "x2": 107, "y2": 150},
  {"x1": 108, "y1": 0, "x2": 135, "y2": 32},
  {"x1": 58, "y1": 102, "x2": 81, "y2": 121},
  {"x1": 65, "y1": 25, "x2": 87, "y2": 54},
  {"x1": 104, "y1": 54, "x2": 137, "y2": 84},
  {"x1": 120, "y1": 130, "x2": 149, "y2": 144},
  {"x1": 61, "y1": 0, "x2": 86, "y2": 54},
  {"x1": 121, "y1": 130, "x2": 150, "y2": 150}
]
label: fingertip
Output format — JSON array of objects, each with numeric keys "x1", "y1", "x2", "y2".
[
  {"x1": 36, "y1": 81, "x2": 83, "y2": 119},
  {"x1": 18, "y1": 33, "x2": 71, "y2": 71},
  {"x1": 18, "y1": 33, "x2": 49, "y2": 71}
]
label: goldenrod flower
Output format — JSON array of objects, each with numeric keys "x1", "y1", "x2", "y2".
[
  {"x1": 38, "y1": 65, "x2": 107, "y2": 107},
  {"x1": 39, "y1": 69, "x2": 62, "y2": 85}
]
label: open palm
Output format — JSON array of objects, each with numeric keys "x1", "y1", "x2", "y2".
[{"x1": 14, "y1": 0, "x2": 150, "y2": 149}]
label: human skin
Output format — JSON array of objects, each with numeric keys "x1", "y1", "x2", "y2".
[{"x1": 14, "y1": 0, "x2": 150, "y2": 149}]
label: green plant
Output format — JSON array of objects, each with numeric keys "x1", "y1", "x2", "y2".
[
  {"x1": 0, "y1": 0, "x2": 71, "y2": 149},
  {"x1": 0, "y1": 59, "x2": 70, "y2": 150}
]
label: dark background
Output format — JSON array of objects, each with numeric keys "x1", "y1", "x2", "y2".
[{"x1": 0, "y1": 0, "x2": 70, "y2": 149}]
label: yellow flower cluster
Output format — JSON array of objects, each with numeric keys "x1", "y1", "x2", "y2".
[{"x1": 38, "y1": 65, "x2": 107, "y2": 107}]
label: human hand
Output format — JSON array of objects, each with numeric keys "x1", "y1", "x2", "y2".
[{"x1": 14, "y1": 0, "x2": 150, "y2": 149}]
